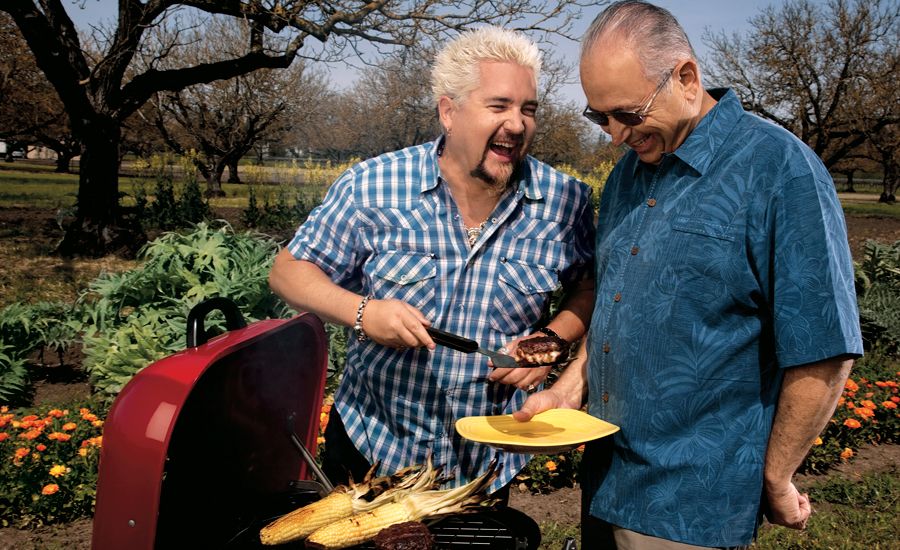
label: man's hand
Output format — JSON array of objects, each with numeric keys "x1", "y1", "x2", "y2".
[
  {"x1": 765, "y1": 480, "x2": 811, "y2": 530},
  {"x1": 487, "y1": 333, "x2": 554, "y2": 390},
  {"x1": 360, "y1": 298, "x2": 435, "y2": 349},
  {"x1": 511, "y1": 387, "x2": 571, "y2": 422}
]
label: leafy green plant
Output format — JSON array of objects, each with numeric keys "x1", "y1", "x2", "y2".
[
  {"x1": 78, "y1": 222, "x2": 292, "y2": 399},
  {"x1": 0, "y1": 403, "x2": 105, "y2": 528},
  {"x1": 516, "y1": 448, "x2": 584, "y2": 494},
  {"x1": 0, "y1": 301, "x2": 82, "y2": 404},
  {"x1": 855, "y1": 240, "x2": 900, "y2": 353}
]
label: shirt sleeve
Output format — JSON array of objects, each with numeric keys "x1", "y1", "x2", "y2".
[
  {"x1": 560, "y1": 179, "x2": 597, "y2": 288},
  {"x1": 768, "y1": 169, "x2": 863, "y2": 368},
  {"x1": 286, "y1": 168, "x2": 363, "y2": 287}
]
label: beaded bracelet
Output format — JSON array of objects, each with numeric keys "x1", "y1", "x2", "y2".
[{"x1": 353, "y1": 294, "x2": 374, "y2": 342}]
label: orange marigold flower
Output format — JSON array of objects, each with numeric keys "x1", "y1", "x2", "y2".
[
  {"x1": 41, "y1": 483, "x2": 59, "y2": 495},
  {"x1": 47, "y1": 409, "x2": 65, "y2": 419},
  {"x1": 846, "y1": 401, "x2": 856, "y2": 409},
  {"x1": 49, "y1": 464, "x2": 69, "y2": 478},
  {"x1": 864, "y1": 392, "x2": 875, "y2": 398},
  {"x1": 0, "y1": 432, "x2": 8, "y2": 442},
  {"x1": 544, "y1": 460, "x2": 558, "y2": 472},
  {"x1": 855, "y1": 407, "x2": 875, "y2": 419},
  {"x1": 875, "y1": 381, "x2": 888, "y2": 388},
  {"x1": 83, "y1": 413, "x2": 98, "y2": 423},
  {"x1": 36, "y1": 444, "x2": 46, "y2": 452},
  {"x1": 840, "y1": 448, "x2": 854, "y2": 460},
  {"x1": 837, "y1": 397, "x2": 845, "y2": 406},
  {"x1": 18, "y1": 428, "x2": 42, "y2": 440},
  {"x1": 14, "y1": 447, "x2": 30, "y2": 459},
  {"x1": 62, "y1": 422, "x2": 77, "y2": 431},
  {"x1": 0, "y1": 406, "x2": 8, "y2": 413},
  {"x1": 47, "y1": 432, "x2": 72, "y2": 442},
  {"x1": 891, "y1": 396, "x2": 900, "y2": 403},
  {"x1": 860, "y1": 400, "x2": 877, "y2": 410},
  {"x1": 813, "y1": 437, "x2": 823, "y2": 446},
  {"x1": 316, "y1": 436, "x2": 325, "y2": 445},
  {"x1": 577, "y1": 444, "x2": 586, "y2": 452},
  {"x1": 843, "y1": 418, "x2": 862, "y2": 429},
  {"x1": 883, "y1": 401, "x2": 898, "y2": 410},
  {"x1": 92, "y1": 420, "x2": 103, "y2": 428},
  {"x1": 844, "y1": 379, "x2": 859, "y2": 392},
  {"x1": 78, "y1": 448, "x2": 88, "y2": 457}
]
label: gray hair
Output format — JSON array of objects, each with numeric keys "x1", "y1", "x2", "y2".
[
  {"x1": 580, "y1": 0, "x2": 696, "y2": 81},
  {"x1": 431, "y1": 26, "x2": 542, "y2": 104}
]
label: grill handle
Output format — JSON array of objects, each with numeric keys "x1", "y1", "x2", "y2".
[{"x1": 186, "y1": 297, "x2": 247, "y2": 348}]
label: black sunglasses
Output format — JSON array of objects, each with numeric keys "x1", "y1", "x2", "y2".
[{"x1": 582, "y1": 69, "x2": 674, "y2": 127}]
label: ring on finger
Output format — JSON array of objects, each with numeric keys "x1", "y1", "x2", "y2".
[
  {"x1": 527, "y1": 383, "x2": 536, "y2": 391},
  {"x1": 499, "y1": 347, "x2": 509, "y2": 354}
]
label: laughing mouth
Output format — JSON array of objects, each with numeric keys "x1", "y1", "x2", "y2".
[
  {"x1": 630, "y1": 135, "x2": 650, "y2": 148},
  {"x1": 489, "y1": 139, "x2": 520, "y2": 158}
]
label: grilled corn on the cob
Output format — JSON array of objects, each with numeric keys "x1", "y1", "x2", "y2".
[
  {"x1": 259, "y1": 456, "x2": 442, "y2": 545},
  {"x1": 305, "y1": 459, "x2": 499, "y2": 550}
]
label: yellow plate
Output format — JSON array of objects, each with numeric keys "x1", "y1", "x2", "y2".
[{"x1": 455, "y1": 409, "x2": 619, "y2": 454}]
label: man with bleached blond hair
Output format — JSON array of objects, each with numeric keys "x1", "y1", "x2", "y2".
[{"x1": 270, "y1": 25, "x2": 595, "y2": 496}]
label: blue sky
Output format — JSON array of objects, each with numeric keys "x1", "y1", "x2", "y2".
[{"x1": 66, "y1": 1, "x2": 827, "y2": 104}]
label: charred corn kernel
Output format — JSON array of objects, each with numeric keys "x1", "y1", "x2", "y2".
[
  {"x1": 259, "y1": 491, "x2": 354, "y2": 545},
  {"x1": 306, "y1": 502, "x2": 414, "y2": 549}
]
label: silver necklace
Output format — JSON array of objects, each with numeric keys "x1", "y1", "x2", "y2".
[{"x1": 464, "y1": 220, "x2": 488, "y2": 247}]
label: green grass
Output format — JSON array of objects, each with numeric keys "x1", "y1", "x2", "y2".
[
  {"x1": 753, "y1": 471, "x2": 900, "y2": 549},
  {"x1": 841, "y1": 201, "x2": 900, "y2": 218},
  {"x1": 536, "y1": 471, "x2": 900, "y2": 550}
]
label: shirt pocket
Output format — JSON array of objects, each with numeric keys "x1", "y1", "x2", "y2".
[
  {"x1": 490, "y1": 257, "x2": 559, "y2": 335},
  {"x1": 664, "y1": 216, "x2": 737, "y2": 303},
  {"x1": 368, "y1": 250, "x2": 437, "y2": 316}
]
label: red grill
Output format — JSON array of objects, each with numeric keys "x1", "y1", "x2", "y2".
[{"x1": 91, "y1": 298, "x2": 541, "y2": 549}]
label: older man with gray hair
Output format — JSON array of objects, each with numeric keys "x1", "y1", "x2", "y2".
[
  {"x1": 270, "y1": 25, "x2": 595, "y2": 495},
  {"x1": 514, "y1": 1, "x2": 862, "y2": 548}
]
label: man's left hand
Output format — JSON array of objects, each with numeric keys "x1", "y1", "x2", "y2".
[
  {"x1": 487, "y1": 334, "x2": 553, "y2": 390},
  {"x1": 765, "y1": 481, "x2": 811, "y2": 530}
]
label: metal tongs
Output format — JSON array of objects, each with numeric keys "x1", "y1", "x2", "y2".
[{"x1": 426, "y1": 327, "x2": 520, "y2": 369}]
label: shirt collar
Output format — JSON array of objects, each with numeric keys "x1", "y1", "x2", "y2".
[
  {"x1": 670, "y1": 88, "x2": 743, "y2": 176},
  {"x1": 426, "y1": 135, "x2": 541, "y2": 200}
]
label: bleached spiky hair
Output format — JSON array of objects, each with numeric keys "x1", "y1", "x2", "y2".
[{"x1": 431, "y1": 26, "x2": 542, "y2": 105}]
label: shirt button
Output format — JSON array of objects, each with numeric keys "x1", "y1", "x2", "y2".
[
  {"x1": 603, "y1": 343, "x2": 610, "y2": 353},
  {"x1": 631, "y1": 246, "x2": 639, "y2": 255},
  {"x1": 613, "y1": 292, "x2": 621, "y2": 302},
  {"x1": 602, "y1": 391, "x2": 609, "y2": 403},
  {"x1": 647, "y1": 198, "x2": 657, "y2": 207}
]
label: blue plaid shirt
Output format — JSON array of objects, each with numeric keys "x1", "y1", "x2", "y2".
[
  {"x1": 582, "y1": 89, "x2": 863, "y2": 546},
  {"x1": 287, "y1": 138, "x2": 594, "y2": 491}
]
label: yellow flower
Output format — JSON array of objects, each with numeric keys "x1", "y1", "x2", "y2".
[
  {"x1": 49, "y1": 464, "x2": 70, "y2": 478},
  {"x1": 78, "y1": 448, "x2": 88, "y2": 457},
  {"x1": 41, "y1": 484, "x2": 60, "y2": 495},
  {"x1": 813, "y1": 437, "x2": 823, "y2": 446},
  {"x1": 92, "y1": 420, "x2": 104, "y2": 428},
  {"x1": 62, "y1": 422, "x2": 77, "y2": 431},
  {"x1": 544, "y1": 460, "x2": 558, "y2": 472},
  {"x1": 840, "y1": 448, "x2": 854, "y2": 460}
]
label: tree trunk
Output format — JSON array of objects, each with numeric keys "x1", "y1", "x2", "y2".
[
  {"x1": 204, "y1": 163, "x2": 226, "y2": 198},
  {"x1": 55, "y1": 115, "x2": 145, "y2": 257},
  {"x1": 227, "y1": 160, "x2": 241, "y2": 183},
  {"x1": 845, "y1": 171, "x2": 855, "y2": 193},
  {"x1": 54, "y1": 151, "x2": 74, "y2": 173}
]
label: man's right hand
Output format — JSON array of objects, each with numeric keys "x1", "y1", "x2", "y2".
[
  {"x1": 361, "y1": 298, "x2": 435, "y2": 350},
  {"x1": 513, "y1": 387, "x2": 573, "y2": 422}
]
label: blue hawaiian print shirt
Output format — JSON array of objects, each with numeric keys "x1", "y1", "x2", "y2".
[
  {"x1": 287, "y1": 138, "x2": 595, "y2": 492},
  {"x1": 582, "y1": 89, "x2": 863, "y2": 546}
]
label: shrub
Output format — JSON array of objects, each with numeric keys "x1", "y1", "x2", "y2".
[
  {"x1": 0, "y1": 403, "x2": 105, "y2": 527},
  {"x1": 0, "y1": 301, "x2": 82, "y2": 405},
  {"x1": 78, "y1": 222, "x2": 292, "y2": 399}
]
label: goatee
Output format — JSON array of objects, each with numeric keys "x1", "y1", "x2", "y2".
[{"x1": 470, "y1": 154, "x2": 522, "y2": 196}]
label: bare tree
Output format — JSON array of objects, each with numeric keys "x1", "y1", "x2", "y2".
[
  {"x1": 1, "y1": 0, "x2": 590, "y2": 257},
  {"x1": 0, "y1": 13, "x2": 79, "y2": 171},
  {"x1": 704, "y1": 0, "x2": 899, "y2": 175},
  {"x1": 146, "y1": 17, "x2": 329, "y2": 196}
]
